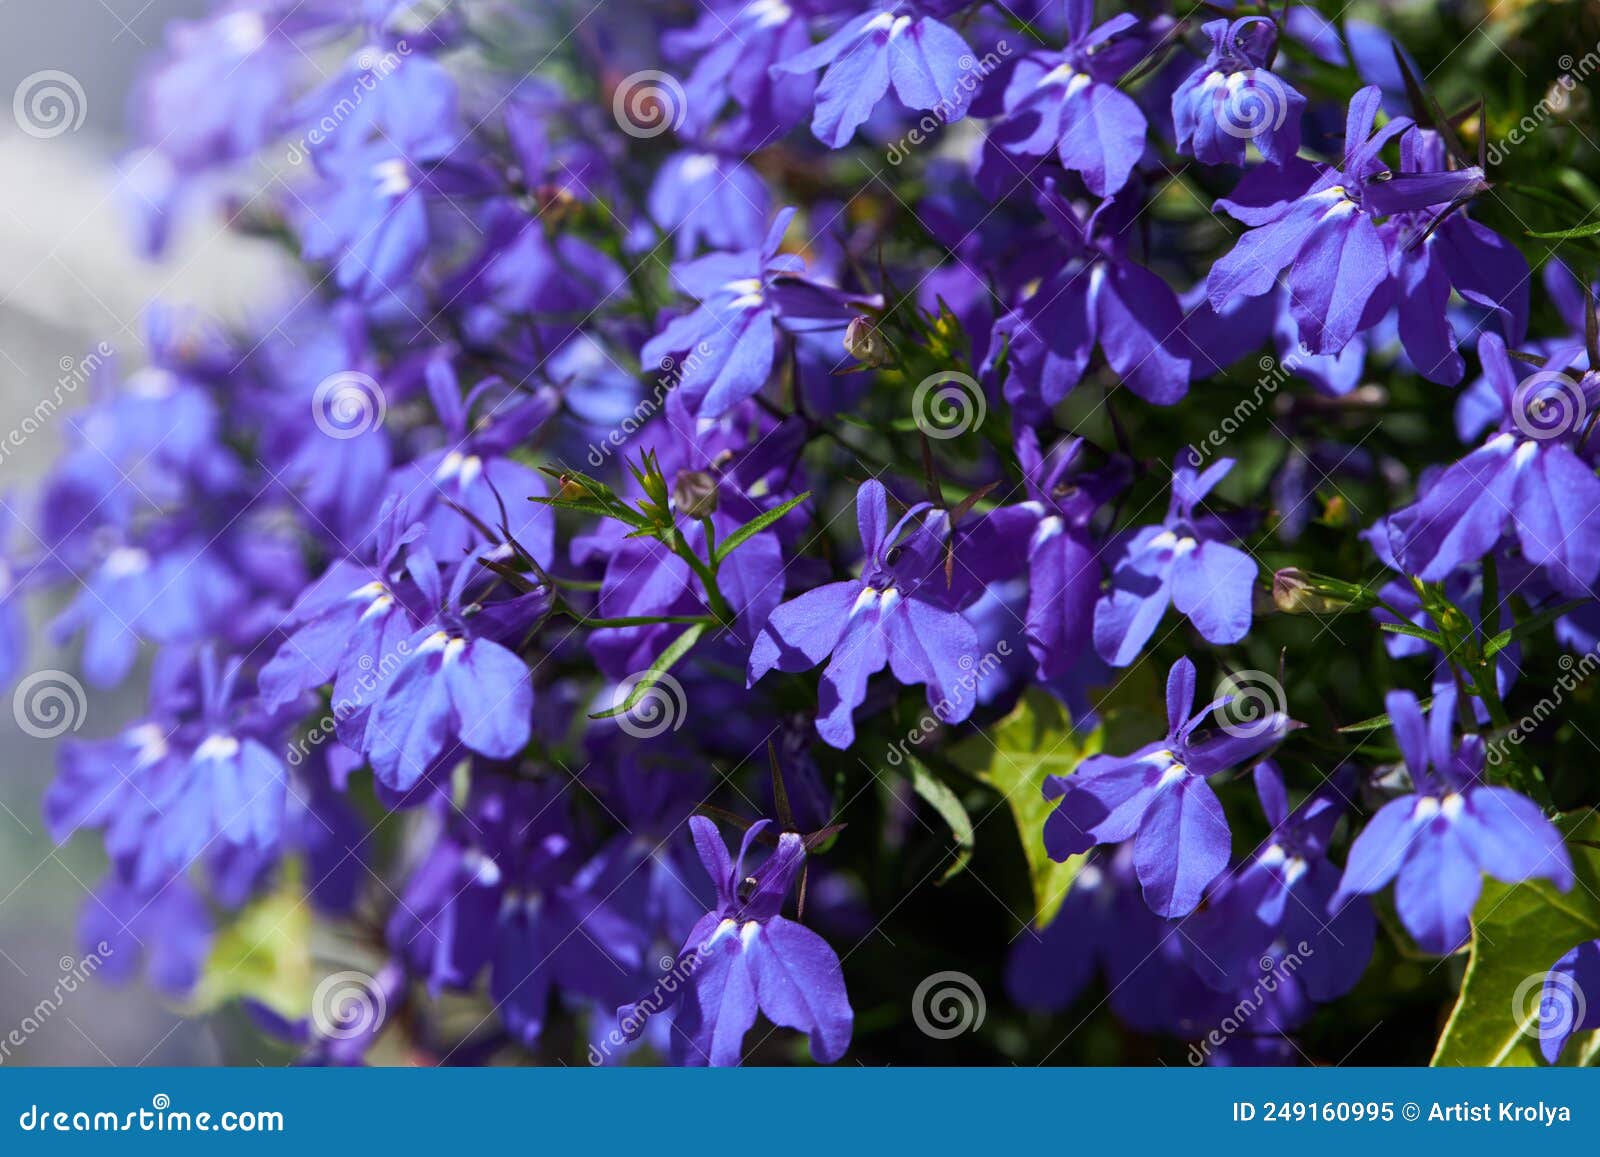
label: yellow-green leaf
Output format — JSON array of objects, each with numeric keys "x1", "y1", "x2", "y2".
[
  {"x1": 1432, "y1": 814, "x2": 1600, "y2": 1066},
  {"x1": 950, "y1": 688, "x2": 1101, "y2": 929},
  {"x1": 189, "y1": 865, "x2": 313, "y2": 1020}
]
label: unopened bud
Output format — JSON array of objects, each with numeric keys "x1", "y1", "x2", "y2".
[
  {"x1": 1272, "y1": 568, "x2": 1375, "y2": 615},
  {"x1": 843, "y1": 316, "x2": 892, "y2": 367},
  {"x1": 672, "y1": 470, "x2": 719, "y2": 519}
]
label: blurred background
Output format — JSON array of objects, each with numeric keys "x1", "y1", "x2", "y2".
[{"x1": 0, "y1": 0, "x2": 292, "y2": 1065}]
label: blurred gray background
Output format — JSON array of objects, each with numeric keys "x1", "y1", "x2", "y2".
[{"x1": 0, "y1": 0, "x2": 291, "y2": 1065}]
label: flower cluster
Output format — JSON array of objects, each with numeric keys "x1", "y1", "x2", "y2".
[{"x1": 6, "y1": 0, "x2": 1600, "y2": 1067}]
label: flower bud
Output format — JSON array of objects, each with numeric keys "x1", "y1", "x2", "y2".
[
  {"x1": 843, "y1": 316, "x2": 892, "y2": 367},
  {"x1": 673, "y1": 470, "x2": 719, "y2": 519}
]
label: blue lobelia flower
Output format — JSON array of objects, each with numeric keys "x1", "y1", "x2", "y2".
[
  {"x1": 1043, "y1": 656, "x2": 1293, "y2": 917},
  {"x1": 1207, "y1": 86, "x2": 1488, "y2": 355},
  {"x1": 641, "y1": 208, "x2": 876, "y2": 419},
  {"x1": 770, "y1": 3, "x2": 977, "y2": 148},
  {"x1": 991, "y1": 0, "x2": 1151, "y2": 195},
  {"x1": 649, "y1": 151, "x2": 772, "y2": 259},
  {"x1": 1007, "y1": 844, "x2": 1270, "y2": 1039},
  {"x1": 986, "y1": 185, "x2": 1192, "y2": 418},
  {"x1": 623, "y1": 816, "x2": 852, "y2": 1066},
  {"x1": 47, "y1": 650, "x2": 290, "y2": 893},
  {"x1": 1014, "y1": 429, "x2": 1122, "y2": 681},
  {"x1": 135, "y1": 7, "x2": 313, "y2": 171},
  {"x1": 391, "y1": 354, "x2": 557, "y2": 564},
  {"x1": 666, "y1": 0, "x2": 821, "y2": 146},
  {"x1": 749, "y1": 479, "x2": 979, "y2": 749},
  {"x1": 1537, "y1": 940, "x2": 1600, "y2": 1063},
  {"x1": 1387, "y1": 131, "x2": 1529, "y2": 385},
  {"x1": 257, "y1": 496, "x2": 424, "y2": 730},
  {"x1": 1183, "y1": 763, "x2": 1375, "y2": 1001},
  {"x1": 1093, "y1": 456, "x2": 1259, "y2": 667},
  {"x1": 299, "y1": 54, "x2": 491, "y2": 301},
  {"x1": 389, "y1": 779, "x2": 647, "y2": 1047},
  {"x1": 80, "y1": 873, "x2": 214, "y2": 999},
  {"x1": 360, "y1": 557, "x2": 538, "y2": 792},
  {"x1": 1172, "y1": 18, "x2": 1305, "y2": 168},
  {"x1": 1388, "y1": 332, "x2": 1600, "y2": 596},
  {"x1": 1333, "y1": 687, "x2": 1572, "y2": 955}
]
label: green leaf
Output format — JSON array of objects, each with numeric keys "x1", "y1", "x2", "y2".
[
  {"x1": 1529, "y1": 221, "x2": 1600, "y2": 240},
  {"x1": 949, "y1": 689, "x2": 1101, "y2": 929},
  {"x1": 1337, "y1": 699, "x2": 1432, "y2": 734},
  {"x1": 588, "y1": 622, "x2": 705, "y2": 720},
  {"x1": 907, "y1": 756, "x2": 975, "y2": 883},
  {"x1": 188, "y1": 864, "x2": 312, "y2": 1019},
  {"x1": 1483, "y1": 600, "x2": 1586, "y2": 659},
  {"x1": 713, "y1": 492, "x2": 811, "y2": 566},
  {"x1": 1378, "y1": 620, "x2": 1444, "y2": 645},
  {"x1": 1433, "y1": 814, "x2": 1600, "y2": 1066}
]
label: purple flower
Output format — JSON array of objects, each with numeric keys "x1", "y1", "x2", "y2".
[
  {"x1": 666, "y1": 0, "x2": 819, "y2": 145},
  {"x1": 992, "y1": 0, "x2": 1150, "y2": 195},
  {"x1": 641, "y1": 208, "x2": 875, "y2": 418},
  {"x1": 388, "y1": 780, "x2": 646, "y2": 1046},
  {"x1": 649, "y1": 151, "x2": 771, "y2": 259},
  {"x1": 1388, "y1": 332, "x2": 1600, "y2": 596},
  {"x1": 1014, "y1": 429, "x2": 1122, "y2": 680},
  {"x1": 771, "y1": 4, "x2": 977, "y2": 148},
  {"x1": 1172, "y1": 18, "x2": 1305, "y2": 167},
  {"x1": 360, "y1": 559, "x2": 538, "y2": 792},
  {"x1": 1388, "y1": 131, "x2": 1529, "y2": 384},
  {"x1": 1334, "y1": 687, "x2": 1572, "y2": 954},
  {"x1": 1184, "y1": 763, "x2": 1375, "y2": 1001},
  {"x1": 625, "y1": 816, "x2": 852, "y2": 1066},
  {"x1": 1043, "y1": 657, "x2": 1292, "y2": 917},
  {"x1": 47, "y1": 651, "x2": 290, "y2": 893},
  {"x1": 298, "y1": 55, "x2": 489, "y2": 301},
  {"x1": 749, "y1": 479, "x2": 980, "y2": 749},
  {"x1": 987, "y1": 186, "x2": 1192, "y2": 417},
  {"x1": 1093, "y1": 456, "x2": 1259, "y2": 667},
  {"x1": 1537, "y1": 940, "x2": 1600, "y2": 1063},
  {"x1": 1208, "y1": 86, "x2": 1487, "y2": 355}
]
